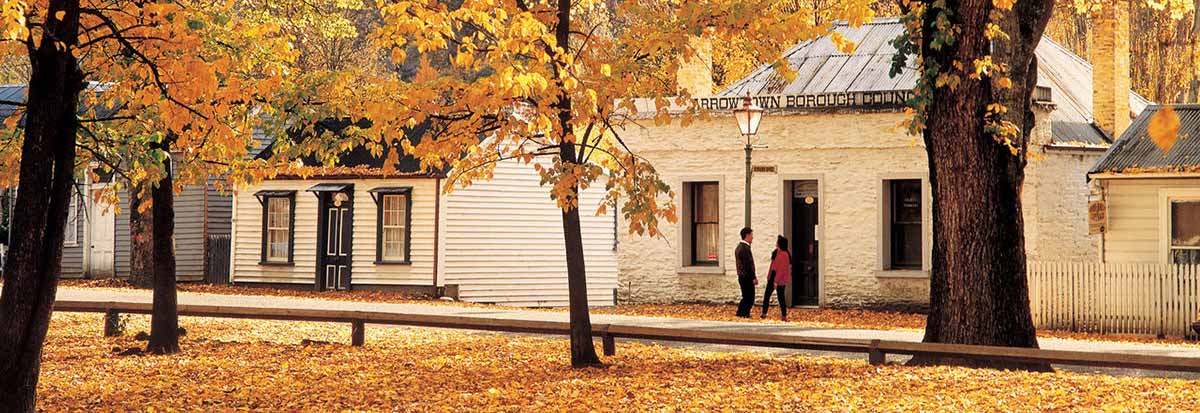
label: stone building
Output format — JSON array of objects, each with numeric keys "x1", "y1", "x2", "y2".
[{"x1": 616, "y1": 18, "x2": 1146, "y2": 310}]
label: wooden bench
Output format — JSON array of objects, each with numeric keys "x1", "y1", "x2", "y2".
[{"x1": 54, "y1": 300, "x2": 1200, "y2": 373}]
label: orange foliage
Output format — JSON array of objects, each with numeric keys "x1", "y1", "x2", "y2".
[
  {"x1": 37, "y1": 313, "x2": 1200, "y2": 411},
  {"x1": 57, "y1": 281, "x2": 1200, "y2": 348}
]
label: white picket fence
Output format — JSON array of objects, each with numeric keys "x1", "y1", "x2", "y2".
[{"x1": 1028, "y1": 262, "x2": 1200, "y2": 338}]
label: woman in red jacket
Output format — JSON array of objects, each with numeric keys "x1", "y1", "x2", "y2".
[{"x1": 760, "y1": 235, "x2": 791, "y2": 321}]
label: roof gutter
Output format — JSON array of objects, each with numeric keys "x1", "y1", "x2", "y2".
[
  {"x1": 1045, "y1": 143, "x2": 1109, "y2": 152},
  {"x1": 1088, "y1": 172, "x2": 1200, "y2": 180}
]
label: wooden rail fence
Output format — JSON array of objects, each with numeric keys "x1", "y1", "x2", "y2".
[
  {"x1": 53, "y1": 299, "x2": 1200, "y2": 373},
  {"x1": 1029, "y1": 262, "x2": 1200, "y2": 338}
]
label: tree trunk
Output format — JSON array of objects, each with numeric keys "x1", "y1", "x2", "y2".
[
  {"x1": 146, "y1": 155, "x2": 180, "y2": 354},
  {"x1": 128, "y1": 183, "x2": 154, "y2": 287},
  {"x1": 0, "y1": 0, "x2": 84, "y2": 409},
  {"x1": 911, "y1": 0, "x2": 1053, "y2": 370},
  {"x1": 554, "y1": 0, "x2": 601, "y2": 368},
  {"x1": 559, "y1": 142, "x2": 602, "y2": 368}
]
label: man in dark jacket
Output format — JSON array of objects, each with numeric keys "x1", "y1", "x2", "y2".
[{"x1": 735, "y1": 227, "x2": 757, "y2": 318}]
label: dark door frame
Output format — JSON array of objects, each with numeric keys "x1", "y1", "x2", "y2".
[
  {"x1": 780, "y1": 177, "x2": 822, "y2": 307},
  {"x1": 311, "y1": 184, "x2": 354, "y2": 291}
]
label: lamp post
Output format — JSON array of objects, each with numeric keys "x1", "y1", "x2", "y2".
[{"x1": 732, "y1": 93, "x2": 764, "y2": 229}]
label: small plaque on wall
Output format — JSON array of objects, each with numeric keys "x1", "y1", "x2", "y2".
[
  {"x1": 752, "y1": 165, "x2": 777, "y2": 174},
  {"x1": 1088, "y1": 200, "x2": 1107, "y2": 235}
]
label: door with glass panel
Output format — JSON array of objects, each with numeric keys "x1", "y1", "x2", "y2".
[{"x1": 318, "y1": 190, "x2": 353, "y2": 291}]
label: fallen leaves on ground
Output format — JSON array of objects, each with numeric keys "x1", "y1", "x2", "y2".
[
  {"x1": 39, "y1": 313, "x2": 1200, "y2": 412},
  {"x1": 592, "y1": 303, "x2": 1200, "y2": 347},
  {"x1": 57, "y1": 280, "x2": 1200, "y2": 347}
]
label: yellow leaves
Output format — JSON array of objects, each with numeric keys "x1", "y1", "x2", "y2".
[
  {"x1": 0, "y1": 0, "x2": 27, "y2": 41},
  {"x1": 992, "y1": 0, "x2": 1016, "y2": 10},
  {"x1": 600, "y1": 64, "x2": 611, "y2": 77},
  {"x1": 829, "y1": 32, "x2": 858, "y2": 54},
  {"x1": 1148, "y1": 105, "x2": 1181, "y2": 154},
  {"x1": 971, "y1": 55, "x2": 995, "y2": 79},
  {"x1": 37, "y1": 308, "x2": 1200, "y2": 411},
  {"x1": 984, "y1": 22, "x2": 1008, "y2": 41},
  {"x1": 935, "y1": 72, "x2": 960, "y2": 90}
]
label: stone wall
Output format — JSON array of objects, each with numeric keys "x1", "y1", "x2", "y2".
[{"x1": 616, "y1": 107, "x2": 1101, "y2": 309}]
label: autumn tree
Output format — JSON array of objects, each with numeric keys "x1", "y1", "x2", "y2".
[
  {"x1": 0, "y1": 0, "x2": 291, "y2": 408},
  {"x1": 1045, "y1": 1, "x2": 1199, "y2": 103},
  {"x1": 364, "y1": 0, "x2": 873, "y2": 367},
  {"x1": 891, "y1": 0, "x2": 1191, "y2": 368}
]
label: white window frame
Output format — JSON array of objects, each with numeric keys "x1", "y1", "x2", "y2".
[
  {"x1": 265, "y1": 196, "x2": 291, "y2": 262},
  {"x1": 1159, "y1": 188, "x2": 1200, "y2": 265},
  {"x1": 380, "y1": 193, "x2": 408, "y2": 262},
  {"x1": 878, "y1": 174, "x2": 931, "y2": 277},
  {"x1": 678, "y1": 176, "x2": 725, "y2": 274},
  {"x1": 64, "y1": 188, "x2": 79, "y2": 247}
]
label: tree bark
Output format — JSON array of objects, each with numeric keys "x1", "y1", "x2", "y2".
[
  {"x1": 128, "y1": 182, "x2": 154, "y2": 287},
  {"x1": 554, "y1": 0, "x2": 601, "y2": 368},
  {"x1": 911, "y1": 0, "x2": 1054, "y2": 370},
  {"x1": 146, "y1": 155, "x2": 180, "y2": 354},
  {"x1": 0, "y1": 0, "x2": 84, "y2": 409}
]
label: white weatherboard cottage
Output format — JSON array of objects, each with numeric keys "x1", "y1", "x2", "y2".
[
  {"x1": 0, "y1": 84, "x2": 233, "y2": 282},
  {"x1": 1088, "y1": 105, "x2": 1200, "y2": 265},
  {"x1": 615, "y1": 18, "x2": 1147, "y2": 310},
  {"x1": 230, "y1": 124, "x2": 616, "y2": 307}
]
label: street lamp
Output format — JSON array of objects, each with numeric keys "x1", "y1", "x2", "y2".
[{"x1": 732, "y1": 93, "x2": 764, "y2": 229}]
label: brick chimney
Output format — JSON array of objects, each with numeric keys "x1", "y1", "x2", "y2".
[
  {"x1": 1092, "y1": 0, "x2": 1131, "y2": 138},
  {"x1": 676, "y1": 37, "x2": 713, "y2": 97}
]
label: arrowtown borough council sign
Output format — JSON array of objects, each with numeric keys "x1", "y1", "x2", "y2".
[{"x1": 696, "y1": 90, "x2": 915, "y2": 111}]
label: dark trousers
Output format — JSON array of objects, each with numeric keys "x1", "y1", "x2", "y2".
[
  {"x1": 761, "y1": 275, "x2": 788, "y2": 318},
  {"x1": 736, "y1": 276, "x2": 756, "y2": 317}
]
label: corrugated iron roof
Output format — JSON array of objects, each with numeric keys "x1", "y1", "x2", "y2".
[
  {"x1": 720, "y1": 18, "x2": 1149, "y2": 146},
  {"x1": 255, "y1": 118, "x2": 439, "y2": 175},
  {"x1": 1090, "y1": 105, "x2": 1200, "y2": 174},
  {"x1": 0, "y1": 85, "x2": 26, "y2": 119},
  {"x1": 0, "y1": 83, "x2": 118, "y2": 126}
]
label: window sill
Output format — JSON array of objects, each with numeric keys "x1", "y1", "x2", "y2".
[
  {"x1": 677, "y1": 266, "x2": 726, "y2": 275},
  {"x1": 258, "y1": 261, "x2": 294, "y2": 266},
  {"x1": 374, "y1": 260, "x2": 412, "y2": 266},
  {"x1": 874, "y1": 269, "x2": 929, "y2": 279}
]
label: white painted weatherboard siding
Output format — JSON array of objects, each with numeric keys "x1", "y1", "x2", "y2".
[
  {"x1": 1100, "y1": 178, "x2": 1200, "y2": 263},
  {"x1": 231, "y1": 178, "x2": 438, "y2": 286},
  {"x1": 442, "y1": 159, "x2": 617, "y2": 307}
]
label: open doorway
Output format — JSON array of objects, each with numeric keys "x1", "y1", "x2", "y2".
[{"x1": 785, "y1": 180, "x2": 819, "y2": 307}]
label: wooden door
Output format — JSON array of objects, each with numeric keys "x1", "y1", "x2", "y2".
[
  {"x1": 317, "y1": 192, "x2": 353, "y2": 291},
  {"x1": 88, "y1": 188, "x2": 115, "y2": 277}
]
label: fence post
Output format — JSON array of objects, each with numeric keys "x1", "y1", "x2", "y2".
[
  {"x1": 868, "y1": 340, "x2": 885, "y2": 366},
  {"x1": 103, "y1": 309, "x2": 122, "y2": 337},
  {"x1": 351, "y1": 321, "x2": 365, "y2": 347},
  {"x1": 602, "y1": 334, "x2": 616, "y2": 356}
]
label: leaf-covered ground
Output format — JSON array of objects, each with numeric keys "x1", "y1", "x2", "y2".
[
  {"x1": 37, "y1": 313, "x2": 1200, "y2": 412},
  {"x1": 57, "y1": 280, "x2": 1200, "y2": 347}
]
